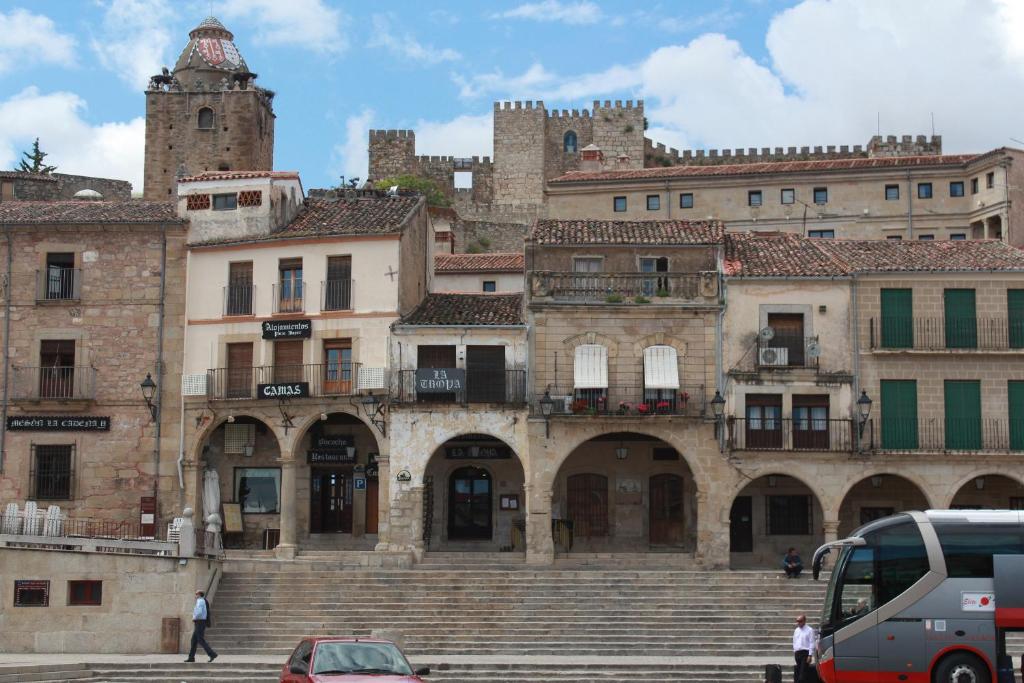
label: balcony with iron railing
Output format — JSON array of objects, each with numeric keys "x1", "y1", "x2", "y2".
[
  {"x1": 872, "y1": 417, "x2": 1024, "y2": 452},
  {"x1": 11, "y1": 366, "x2": 97, "y2": 401},
  {"x1": 755, "y1": 335, "x2": 819, "y2": 369},
  {"x1": 728, "y1": 417, "x2": 862, "y2": 452},
  {"x1": 394, "y1": 368, "x2": 528, "y2": 405},
  {"x1": 529, "y1": 385, "x2": 707, "y2": 417},
  {"x1": 35, "y1": 268, "x2": 81, "y2": 302},
  {"x1": 321, "y1": 279, "x2": 353, "y2": 312},
  {"x1": 870, "y1": 317, "x2": 1024, "y2": 352},
  {"x1": 206, "y1": 362, "x2": 365, "y2": 400},
  {"x1": 272, "y1": 281, "x2": 305, "y2": 314},
  {"x1": 530, "y1": 271, "x2": 718, "y2": 305},
  {"x1": 223, "y1": 282, "x2": 255, "y2": 316}
]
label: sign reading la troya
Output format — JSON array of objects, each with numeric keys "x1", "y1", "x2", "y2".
[
  {"x1": 262, "y1": 319, "x2": 312, "y2": 340},
  {"x1": 7, "y1": 415, "x2": 111, "y2": 431}
]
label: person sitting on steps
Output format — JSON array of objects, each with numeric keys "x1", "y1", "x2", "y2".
[{"x1": 783, "y1": 547, "x2": 804, "y2": 579}]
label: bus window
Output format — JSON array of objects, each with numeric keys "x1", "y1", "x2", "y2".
[
  {"x1": 935, "y1": 523, "x2": 1024, "y2": 578},
  {"x1": 836, "y1": 547, "x2": 876, "y2": 624},
  {"x1": 872, "y1": 521, "x2": 930, "y2": 605}
]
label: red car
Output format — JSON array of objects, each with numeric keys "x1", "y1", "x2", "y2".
[{"x1": 279, "y1": 637, "x2": 429, "y2": 682}]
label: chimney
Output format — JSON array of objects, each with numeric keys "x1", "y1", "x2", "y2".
[{"x1": 580, "y1": 144, "x2": 605, "y2": 172}]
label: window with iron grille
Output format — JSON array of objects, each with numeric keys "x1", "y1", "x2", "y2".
[
  {"x1": 766, "y1": 494, "x2": 810, "y2": 535},
  {"x1": 32, "y1": 444, "x2": 74, "y2": 500},
  {"x1": 238, "y1": 190, "x2": 262, "y2": 207},
  {"x1": 68, "y1": 580, "x2": 102, "y2": 606},
  {"x1": 186, "y1": 194, "x2": 211, "y2": 211}
]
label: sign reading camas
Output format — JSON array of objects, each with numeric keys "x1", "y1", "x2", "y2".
[{"x1": 257, "y1": 383, "x2": 309, "y2": 399}]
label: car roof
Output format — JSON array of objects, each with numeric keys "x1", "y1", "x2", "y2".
[{"x1": 307, "y1": 637, "x2": 396, "y2": 645}]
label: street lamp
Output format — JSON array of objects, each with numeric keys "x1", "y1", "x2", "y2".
[
  {"x1": 140, "y1": 373, "x2": 158, "y2": 422},
  {"x1": 539, "y1": 389, "x2": 555, "y2": 439},
  {"x1": 710, "y1": 390, "x2": 726, "y2": 453},
  {"x1": 856, "y1": 390, "x2": 873, "y2": 441}
]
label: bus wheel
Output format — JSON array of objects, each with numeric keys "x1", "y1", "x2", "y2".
[{"x1": 934, "y1": 652, "x2": 990, "y2": 683}]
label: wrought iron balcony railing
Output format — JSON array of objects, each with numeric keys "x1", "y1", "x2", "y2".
[
  {"x1": 394, "y1": 368, "x2": 528, "y2": 405},
  {"x1": 870, "y1": 317, "x2": 1024, "y2": 351},
  {"x1": 529, "y1": 384, "x2": 706, "y2": 417},
  {"x1": 530, "y1": 271, "x2": 718, "y2": 303},
  {"x1": 11, "y1": 366, "x2": 97, "y2": 401},
  {"x1": 728, "y1": 417, "x2": 862, "y2": 452},
  {"x1": 35, "y1": 268, "x2": 81, "y2": 302},
  {"x1": 873, "y1": 417, "x2": 1024, "y2": 452},
  {"x1": 272, "y1": 281, "x2": 305, "y2": 314},
  {"x1": 321, "y1": 278, "x2": 353, "y2": 312},
  {"x1": 206, "y1": 363, "x2": 365, "y2": 400},
  {"x1": 223, "y1": 283, "x2": 255, "y2": 316}
]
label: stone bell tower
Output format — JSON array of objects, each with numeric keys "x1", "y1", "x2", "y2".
[{"x1": 142, "y1": 16, "x2": 275, "y2": 200}]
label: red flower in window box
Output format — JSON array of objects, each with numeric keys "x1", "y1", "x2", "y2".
[
  {"x1": 571, "y1": 399, "x2": 590, "y2": 414},
  {"x1": 656, "y1": 400, "x2": 672, "y2": 414},
  {"x1": 637, "y1": 402, "x2": 651, "y2": 414}
]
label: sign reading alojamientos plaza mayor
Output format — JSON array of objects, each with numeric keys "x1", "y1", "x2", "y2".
[
  {"x1": 262, "y1": 319, "x2": 312, "y2": 340},
  {"x1": 7, "y1": 415, "x2": 111, "y2": 431}
]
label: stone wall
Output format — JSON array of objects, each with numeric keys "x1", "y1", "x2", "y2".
[
  {"x1": 0, "y1": 547, "x2": 217, "y2": 653},
  {"x1": 0, "y1": 222, "x2": 187, "y2": 529},
  {"x1": 143, "y1": 89, "x2": 274, "y2": 200},
  {"x1": 592, "y1": 100, "x2": 645, "y2": 169},
  {"x1": 492, "y1": 101, "x2": 549, "y2": 207},
  {"x1": 452, "y1": 218, "x2": 529, "y2": 254},
  {"x1": 10, "y1": 174, "x2": 132, "y2": 201},
  {"x1": 367, "y1": 130, "x2": 416, "y2": 182}
]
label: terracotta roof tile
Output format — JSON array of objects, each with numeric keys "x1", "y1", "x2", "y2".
[
  {"x1": 551, "y1": 154, "x2": 980, "y2": 183},
  {"x1": 0, "y1": 171, "x2": 58, "y2": 182},
  {"x1": 0, "y1": 200, "x2": 182, "y2": 224},
  {"x1": 435, "y1": 253, "x2": 524, "y2": 273},
  {"x1": 178, "y1": 171, "x2": 300, "y2": 183},
  {"x1": 724, "y1": 232, "x2": 1024, "y2": 277},
  {"x1": 400, "y1": 293, "x2": 524, "y2": 326},
  {"x1": 530, "y1": 219, "x2": 724, "y2": 245}
]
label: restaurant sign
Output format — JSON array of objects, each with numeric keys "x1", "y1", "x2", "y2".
[
  {"x1": 7, "y1": 415, "x2": 110, "y2": 431},
  {"x1": 307, "y1": 449, "x2": 356, "y2": 464},
  {"x1": 415, "y1": 368, "x2": 465, "y2": 392},
  {"x1": 445, "y1": 444, "x2": 512, "y2": 460},
  {"x1": 262, "y1": 319, "x2": 312, "y2": 340},
  {"x1": 257, "y1": 382, "x2": 309, "y2": 399}
]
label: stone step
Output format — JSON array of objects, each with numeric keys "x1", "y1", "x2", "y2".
[{"x1": 0, "y1": 665, "x2": 95, "y2": 683}]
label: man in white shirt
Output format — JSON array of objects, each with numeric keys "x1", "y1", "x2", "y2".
[
  {"x1": 792, "y1": 613, "x2": 815, "y2": 682},
  {"x1": 185, "y1": 590, "x2": 218, "y2": 663}
]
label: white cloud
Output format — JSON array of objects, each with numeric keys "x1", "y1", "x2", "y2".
[
  {"x1": 220, "y1": 0, "x2": 347, "y2": 54},
  {"x1": 658, "y1": 8, "x2": 742, "y2": 34},
  {"x1": 90, "y1": 0, "x2": 175, "y2": 90},
  {"x1": 460, "y1": 0, "x2": 1024, "y2": 154},
  {"x1": 0, "y1": 8, "x2": 75, "y2": 74},
  {"x1": 332, "y1": 109, "x2": 376, "y2": 187},
  {"x1": 368, "y1": 14, "x2": 461, "y2": 65},
  {"x1": 0, "y1": 87, "x2": 144, "y2": 190},
  {"x1": 492, "y1": 1, "x2": 603, "y2": 25}
]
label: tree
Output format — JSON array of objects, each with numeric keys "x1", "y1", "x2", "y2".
[
  {"x1": 17, "y1": 138, "x2": 57, "y2": 174},
  {"x1": 372, "y1": 174, "x2": 450, "y2": 207}
]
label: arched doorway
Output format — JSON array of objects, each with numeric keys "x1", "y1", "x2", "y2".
[
  {"x1": 729, "y1": 474, "x2": 824, "y2": 569},
  {"x1": 837, "y1": 474, "x2": 930, "y2": 537},
  {"x1": 424, "y1": 434, "x2": 525, "y2": 551},
  {"x1": 950, "y1": 474, "x2": 1024, "y2": 509},
  {"x1": 198, "y1": 416, "x2": 281, "y2": 549},
  {"x1": 448, "y1": 466, "x2": 492, "y2": 540},
  {"x1": 553, "y1": 432, "x2": 696, "y2": 553}
]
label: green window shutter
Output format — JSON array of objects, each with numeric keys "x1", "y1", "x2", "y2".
[
  {"x1": 1008, "y1": 290, "x2": 1024, "y2": 349},
  {"x1": 944, "y1": 289, "x2": 977, "y2": 349},
  {"x1": 880, "y1": 289, "x2": 913, "y2": 348},
  {"x1": 944, "y1": 380, "x2": 981, "y2": 450},
  {"x1": 1010, "y1": 381, "x2": 1024, "y2": 450},
  {"x1": 881, "y1": 380, "x2": 918, "y2": 449}
]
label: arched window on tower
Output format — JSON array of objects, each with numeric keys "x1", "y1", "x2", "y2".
[
  {"x1": 197, "y1": 107, "x2": 215, "y2": 129},
  {"x1": 564, "y1": 130, "x2": 578, "y2": 153}
]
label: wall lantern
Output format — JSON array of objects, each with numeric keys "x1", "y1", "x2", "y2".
[
  {"x1": 140, "y1": 373, "x2": 158, "y2": 422},
  {"x1": 614, "y1": 440, "x2": 629, "y2": 460},
  {"x1": 975, "y1": 477, "x2": 986, "y2": 491},
  {"x1": 539, "y1": 389, "x2": 555, "y2": 438},
  {"x1": 871, "y1": 475, "x2": 883, "y2": 489}
]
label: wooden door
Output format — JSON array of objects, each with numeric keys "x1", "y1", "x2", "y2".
[
  {"x1": 767, "y1": 313, "x2": 804, "y2": 365},
  {"x1": 466, "y1": 345, "x2": 506, "y2": 403},
  {"x1": 1010, "y1": 381, "x2": 1024, "y2": 451},
  {"x1": 1009, "y1": 290, "x2": 1024, "y2": 349},
  {"x1": 39, "y1": 340, "x2": 75, "y2": 399},
  {"x1": 880, "y1": 288, "x2": 913, "y2": 348},
  {"x1": 880, "y1": 380, "x2": 918, "y2": 449},
  {"x1": 273, "y1": 340, "x2": 304, "y2": 383},
  {"x1": 365, "y1": 478, "x2": 379, "y2": 534},
  {"x1": 312, "y1": 470, "x2": 352, "y2": 533},
  {"x1": 417, "y1": 345, "x2": 457, "y2": 402},
  {"x1": 322, "y1": 340, "x2": 352, "y2": 395},
  {"x1": 567, "y1": 473, "x2": 608, "y2": 537},
  {"x1": 944, "y1": 380, "x2": 981, "y2": 449},
  {"x1": 649, "y1": 473, "x2": 684, "y2": 546},
  {"x1": 729, "y1": 496, "x2": 753, "y2": 553},
  {"x1": 226, "y1": 342, "x2": 253, "y2": 398},
  {"x1": 944, "y1": 288, "x2": 977, "y2": 348},
  {"x1": 448, "y1": 467, "x2": 492, "y2": 540}
]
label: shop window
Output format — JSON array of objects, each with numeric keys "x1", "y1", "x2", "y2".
[
  {"x1": 68, "y1": 580, "x2": 102, "y2": 606},
  {"x1": 234, "y1": 467, "x2": 281, "y2": 514}
]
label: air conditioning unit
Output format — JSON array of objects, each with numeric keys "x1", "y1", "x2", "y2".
[{"x1": 759, "y1": 347, "x2": 789, "y2": 366}]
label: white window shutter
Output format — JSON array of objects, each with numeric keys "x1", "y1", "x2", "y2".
[
  {"x1": 574, "y1": 344, "x2": 608, "y2": 389},
  {"x1": 643, "y1": 345, "x2": 680, "y2": 390}
]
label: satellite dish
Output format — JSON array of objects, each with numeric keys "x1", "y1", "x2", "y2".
[
  {"x1": 806, "y1": 339, "x2": 822, "y2": 358},
  {"x1": 388, "y1": 185, "x2": 400, "y2": 197},
  {"x1": 759, "y1": 326, "x2": 776, "y2": 342}
]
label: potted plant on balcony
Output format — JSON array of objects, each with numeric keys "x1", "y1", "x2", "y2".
[
  {"x1": 637, "y1": 402, "x2": 652, "y2": 415},
  {"x1": 679, "y1": 391, "x2": 690, "y2": 410},
  {"x1": 595, "y1": 396, "x2": 606, "y2": 414},
  {"x1": 605, "y1": 293, "x2": 623, "y2": 303},
  {"x1": 571, "y1": 399, "x2": 590, "y2": 415},
  {"x1": 656, "y1": 287, "x2": 670, "y2": 298},
  {"x1": 656, "y1": 400, "x2": 672, "y2": 414},
  {"x1": 617, "y1": 401, "x2": 632, "y2": 415}
]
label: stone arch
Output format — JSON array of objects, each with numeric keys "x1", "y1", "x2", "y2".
[
  {"x1": 631, "y1": 332, "x2": 688, "y2": 358},
  {"x1": 832, "y1": 470, "x2": 935, "y2": 520},
  {"x1": 563, "y1": 130, "x2": 577, "y2": 153},
  {"x1": 944, "y1": 471, "x2": 1024, "y2": 509},
  {"x1": 286, "y1": 405, "x2": 386, "y2": 458},
  {"x1": 836, "y1": 474, "x2": 932, "y2": 538},
  {"x1": 190, "y1": 412, "x2": 283, "y2": 463},
  {"x1": 197, "y1": 106, "x2": 214, "y2": 129},
  {"x1": 728, "y1": 472, "x2": 827, "y2": 569},
  {"x1": 562, "y1": 331, "x2": 620, "y2": 358}
]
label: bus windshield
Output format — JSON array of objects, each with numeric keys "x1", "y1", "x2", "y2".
[{"x1": 821, "y1": 544, "x2": 851, "y2": 626}]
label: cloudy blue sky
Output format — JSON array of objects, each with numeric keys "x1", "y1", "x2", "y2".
[{"x1": 1, "y1": 0, "x2": 1022, "y2": 193}]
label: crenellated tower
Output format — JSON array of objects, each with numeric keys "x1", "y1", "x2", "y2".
[{"x1": 142, "y1": 17, "x2": 275, "y2": 200}]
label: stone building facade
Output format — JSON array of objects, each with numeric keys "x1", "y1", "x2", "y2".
[
  {"x1": 142, "y1": 17, "x2": 274, "y2": 201},
  {"x1": 0, "y1": 172, "x2": 132, "y2": 202},
  {"x1": 0, "y1": 200, "x2": 186, "y2": 528}
]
